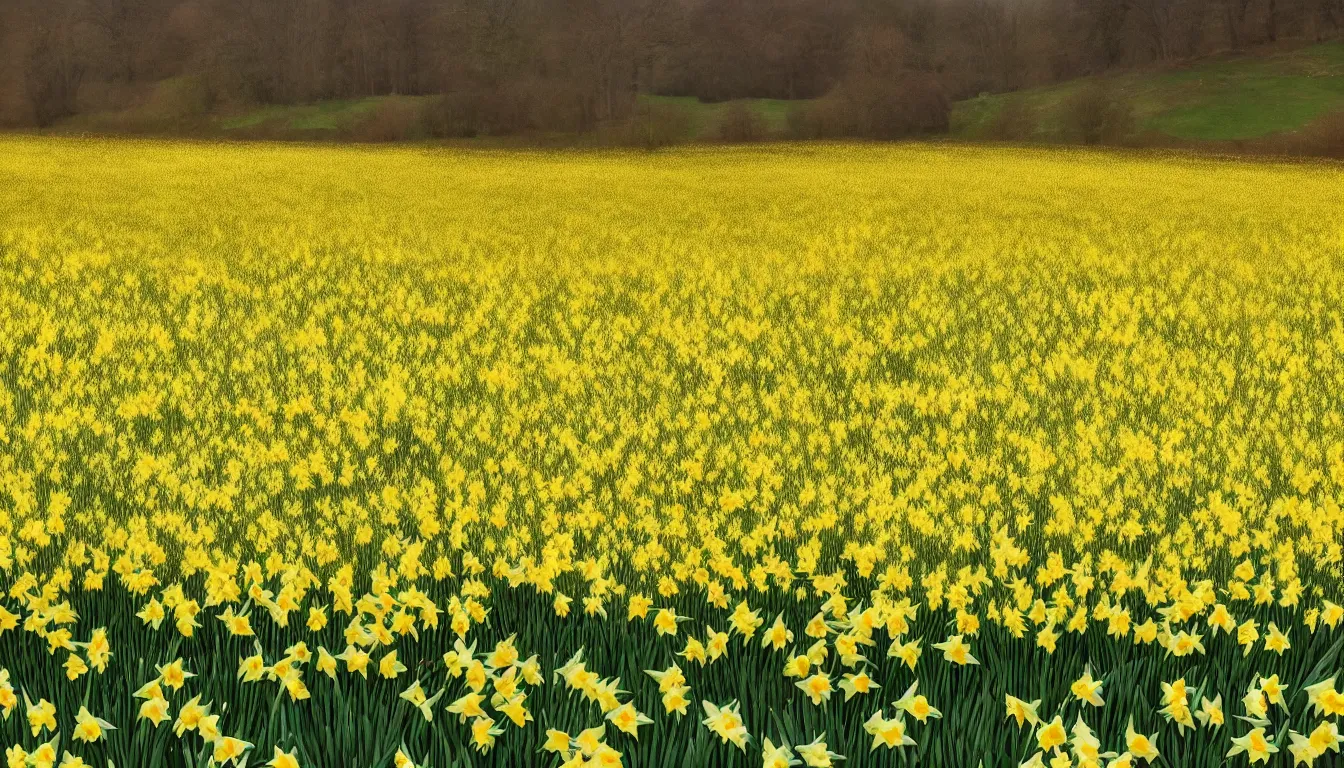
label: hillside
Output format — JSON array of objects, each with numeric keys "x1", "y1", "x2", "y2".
[
  {"x1": 56, "y1": 89, "x2": 803, "y2": 144},
  {"x1": 951, "y1": 41, "x2": 1344, "y2": 146},
  {"x1": 47, "y1": 41, "x2": 1344, "y2": 153}
]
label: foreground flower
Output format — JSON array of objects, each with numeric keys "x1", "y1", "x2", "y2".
[
  {"x1": 864, "y1": 710, "x2": 916, "y2": 750},
  {"x1": 574, "y1": 725, "x2": 605, "y2": 756},
  {"x1": 470, "y1": 717, "x2": 504, "y2": 753},
  {"x1": 213, "y1": 736, "x2": 253, "y2": 767},
  {"x1": 1124, "y1": 717, "x2": 1159, "y2": 762},
  {"x1": 762, "y1": 736, "x2": 801, "y2": 768},
  {"x1": 1071, "y1": 717, "x2": 1102, "y2": 764},
  {"x1": 447, "y1": 691, "x2": 486, "y2": 723},
  {"x1": 139, "y1": 696, "x2": 171, "y2": 726},
  {"x1": 1259, "y1": 674, "x2": 1288, "y2": 712},
  {"x1": 73, "y1": 706, "x2": 115, "y2": 742},
  {"x1": 1304, "y1": 677, "x2": 1340, "y2": 717},
  {"x1": 333, "y1": 645, "x2": 370, "y2": 678},
  {"x1": 663, "y1": 684, "x2": 692, "y2": 716},
  {"x1": 267, "y1": 747, "x2": 301, "y2": 768},
  {"x1": 27, "y1": 736, "x2": 58, "y2": 768},
  {"x1": 1038, "y1": 716, "x2": 1067, "y2": 753},
  {"x1": 893, "y1": 681, "x2": 941, "y2": 723},
  {"x1": 1195, "y1": 694, "x2": 1224, "y2": 729},
  {"x1": 932, "y1": 634, "x2": 978, "y2": 666},
  {"x1": 797, "y1": 672, "x2": 833, "y2": 706},
  {"x1": 1006, "y1": 694, "x2": 1042, "y2": 728},
  {"x1": 839, "y1": 671, "x2": 878, "y2": 701},
  {"x1": 654, "y1": 609, "x2": 689, "y2": 636},
  {"x1": 0, "y1": 671, "x2": 15, "y2": 718},
  {"x1": 399, "y1": 681, "x2": 444, "y2": 722},
  {"x1": 1071, "y1": 667, "x2": 1104, "y2": 707},
  {"x1": 605, "y1": 702, "x2": 653, "y2": 738},
  {"x1": 174, "y1": 696, "x2": 211, "y2": 737},
  {"x1": 763, "y1": 614, "x2": 794, "y2": 651},
  {"x1": 796, "y1": 733, "x2": 844, "y2": 767},
  {"x1": 25, "y1": 695, "x2": 56, "y2": 737},
  {"x1": 702, "y1": 700, "x2": 750, "y2": 750},
  {"x1": 379, "y1": 650, "x2": 407, "y2": 679},
  {"x1": 542, "y1": 729, "x2": 571, "y2": 754},
  {"x1": 645, "y1": 663, "x2": 685, "y2": 693},
  {"x1": 157, "y1": 659, "x2": 193, "y2": 691},
  {"x1": 1227, "y1": 727, "x2": 1278, "y2": 763},
  {"x1": 888, "y1": 638, "x2": 922, "y2": 670}
]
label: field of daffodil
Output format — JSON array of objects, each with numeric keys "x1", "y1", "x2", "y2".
[{"x1": 0, "y1": 136, "x2": 1343, "y2": 768}]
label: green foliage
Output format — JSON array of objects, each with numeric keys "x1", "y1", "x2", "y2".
[
  {"x1": 637, "y1": 96, "x2": 801, "y2": 140},
  {"x1": 952, "y1": 42, "x2": 1344, "y2": 143}
]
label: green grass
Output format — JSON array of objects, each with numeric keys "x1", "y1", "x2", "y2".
[
  {"x1": 214, "y1": 94, "x2": 802, "y2": 139},
  {"x1": 56, "y1": 41, "x2": 1344, "y2": 146},
  {"x1": 639, "y1": 95, "x2": 803, "y2": 138},
  {"x1": 55, "y1": 87, "x2": 406, "y2": 137},
  {"x1": 951, "y1": 40, "x2": 1344, "y2": 142},
  {"x1": 217, "y1": 97, "x2": 395, "y2": 132}
]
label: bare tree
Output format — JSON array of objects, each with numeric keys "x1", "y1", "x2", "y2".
[
  {"x1": 19, "y1": 1, "x2": 89, "y2": 126},
  {"x1": 1080, "y1": 0, "x2": 1135, "y2": 69},
  {"x1": 1219, "y1": 0, "x2": 1255, "y2": 48},
  {"x1": 1133, "y1": 0, "x2": 1176, "y2": 60},
  {"x1": 1313, "y1": 0, "x2": 1344, "y2": 38}
]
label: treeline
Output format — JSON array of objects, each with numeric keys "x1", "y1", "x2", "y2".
[{"x1": 1, "y1": 0, "x2": 1341, "y2": 139}]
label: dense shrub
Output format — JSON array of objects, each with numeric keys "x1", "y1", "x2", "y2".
[
  {"x1": 423, "y1": 92, "x2": 482, "y2": 139},
  {"x1": 606, "y1": 100, "x2": 697, "y2": 148},
  {"x1": 150, "y1": 76, "x2": 215, "y2": 120},
  {"x1": 715, "y1": 101, "x2": 767, "y2": 142},
  {"x1": 988, "y1": 98, "x2": 1037, "y2": 141},
  {"x1": 1063, "y1": 82, "x2": 1135, "y2": 145},
  {"x1": 349, "y1": 98, "x2": 428, "y2": 142},
  {"x1": 1290, "y1": 111, "x2": 1344, "y2": 157},
  {"x1": 785, "y1": 101, "x2": 816, "y2": 139},
  {"x1": 795, "y1": 71, "x2": 949, "y2": 140}
]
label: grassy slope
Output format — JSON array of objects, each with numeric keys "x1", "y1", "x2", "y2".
[
  {"x1": 639, "y1": 95, "x2": 800, "y2": 138},
  {"x1": 214, "y1": 95, "x2": 437, "y2": 133},
  {"x1": 60, "y1": 88, "x2": 436, "y2": 137},
  {"x1": 210, "y1": 94, "x2": 801, "y2": 139},
  {"x1": 53, "y1": 41, "x2": 1344, "y2": 145},
  {"x1": 952, "y1": 41, "x2": 1344, "y2": 141}
]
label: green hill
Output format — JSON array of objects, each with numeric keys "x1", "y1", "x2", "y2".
[
  {"x1": 208, "y1": 94, "x2": 798, "y2": 141},
  {"x1": 207, "y1": 42, "x2": 1343, "y2": 147},
  {"x1": 951, "y1": 41, "x2": 1344, "y2": 144},
  {"x1": 216, "y1": 97, "x2": 399, "y2": 132},
  {"x1": 51, "y1": 41, "x2": 1344, "y2": 150},
  {"x1": 636, "y1": 95, "x2": 799, "y2": 138}
]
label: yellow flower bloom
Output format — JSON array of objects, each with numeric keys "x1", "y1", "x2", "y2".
[
  {"x1": 1124, "y1": 717, "x2": 1160, "y2": 762},
  {"x1": 267, "y1": 747, "x2": 301, "y2": 768},
  {"x1": 701, "y1": 700, "x2": 749, "y2": 750},
  {"x1": 1038, "y1": 716, "x2": 1067, "y2": 753},
  {"x1": 138, "y1": 696, "x2": 171, "y2": 727},
  {"x1": 932, "y1": 634, "x2": 978, "y2": 666},
  {"x1": 26, "y1": 696, "x2": 56, "y2": 737},
  {"x1": 174, "y1": 695, "x2": 210, "y2": 737},
  {"x1": 379, "y1": 650, "x2": 407, "y2": 679},
  {"x1": 1227, "y1": 727, "x2": 1277, "y2": 764},
  {"x1": 73, "y1": 706, "x2": 115, "y2": 743}
]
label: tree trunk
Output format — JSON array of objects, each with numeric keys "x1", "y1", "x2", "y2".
[{"x1": 1223, "y1": 5, "x2": 1241, "y2": 48}]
